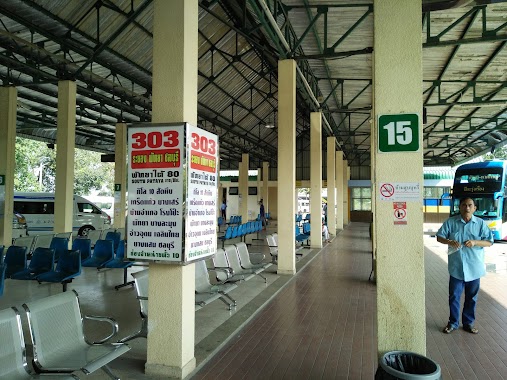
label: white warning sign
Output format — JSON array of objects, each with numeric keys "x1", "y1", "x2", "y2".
[{"x1": 393, "y1": 202, "x2": 407, "y2": 225}]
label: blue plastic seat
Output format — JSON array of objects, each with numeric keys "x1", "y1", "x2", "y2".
[
  {"x1": 49, "y1": 237, "x2": 69, "y2": 262},
  {"x1": 82, "y1": 239, "x2": 114, "y2": 268},
  {"x1": 36, "y1": 249, "x2": 81, "y2": 291},
  {"x1": 103, "y1": 240, "x2": 134, "y2": 290},
  {"x1": 11, "y1": 247, "x2": 55, "y2": 280},
  {"x1": 72, "y1": 238, "x2": 92, "y2": 262},
  {"x1": 0, "y1": 264, "x2": 6, "y2": 296},
  {"x1": 4, "y1": 246, "x2": 28, "y2": 278},
  {"x1": 104, "y1": 231, "x2": 121, "y2": 253},
  {"x1": 218, "y1": 226, "x2": 233, "y2": 248}
]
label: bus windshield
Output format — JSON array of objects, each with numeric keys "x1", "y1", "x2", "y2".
[{"x1": 450, "y1": 196, "x2": 499, "y2": 217}]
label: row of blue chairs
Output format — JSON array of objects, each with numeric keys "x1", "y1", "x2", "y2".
[
  {"x1": 0, "y1": 237, "x2": 132, "y2": 294},
  {"x1": 256, "y1": 212, "x2": 270, "y2": 221},
  {"x1": 218, "y1": 220, "x2": 263, "y2": 248},
  {"x1": 295, "y1": 223, "x2": 311, "y2": 245},
  {"x1": 295, "y1": 213, "x2": 311, "y2": 225},
  {"x1": 226, "y1": 215, "x2": 242, "y2": 226}
]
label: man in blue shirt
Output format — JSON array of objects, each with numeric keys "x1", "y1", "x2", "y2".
[{"x1": 437, "y1": 197, "x2": 494, "y2": 334}]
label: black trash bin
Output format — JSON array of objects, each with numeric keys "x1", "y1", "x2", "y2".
[{"x1": 375, "y1": 351, "x2": 441, "y2": 380}]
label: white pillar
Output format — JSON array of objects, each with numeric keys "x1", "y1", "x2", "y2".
[
  {"x1": 335, "y1": 151, "x2": 344, "y2": 230},
  {"x1": 374, "y1": 0, "x2": 425, "y2": 355},
  {"x1": 146, "y1": 1, "x2": 197, "y2": 378},
  {"x1": 326, "y1": 137, "x2": 336, "y2": 233},
  {"x1": 113, "y1": 123, "x2": 127, "y2": 229},
  {"x1": 343, "y1": 164, "x2": 350, "y2": 226},
  {"x1": 310, "y1": 112, "x2": 322, "y2": 248},
  {"x1": 239, "y1": 153, "x2": 249, "y2": 222},
  {"x1": 262, "y1": 161, "x2": 269, "y2": 214},
  {"x1": 0, "y1": 87, "x2": 17, "y2": 246},
  {"x1": 54, "y1": 80, "x2": 76, "y2": 234},
  {"x1": 277, "y1": 59, "x2": 296, "y2": 275}
]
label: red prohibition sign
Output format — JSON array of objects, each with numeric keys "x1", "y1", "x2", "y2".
[
  {"x1": 380, "y1": 183, "x2": 395, "y2": 198},
  {"x1": 394, "y1": 208, "x2": 406, "y2": 219}
]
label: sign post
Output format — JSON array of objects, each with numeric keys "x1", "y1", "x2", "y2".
[{"x1": 126, "y1": 123, "x2": 218, "y2": 263}]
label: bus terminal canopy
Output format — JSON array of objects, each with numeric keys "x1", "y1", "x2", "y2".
[{"x1": 1, "y1": 0, "x2": 506, "y2": 170}]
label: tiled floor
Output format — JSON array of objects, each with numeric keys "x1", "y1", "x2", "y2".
[{"x1": 3, "y1": 223, "x2": 507, "y2": 379}]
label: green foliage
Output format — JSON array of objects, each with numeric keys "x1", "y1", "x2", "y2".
[
  {"x1": 14, "y1": 137, "x2": 114, "y2": 196},
  {"x1": 485, "y1": 145, "x2": 507, "y2": 161}
]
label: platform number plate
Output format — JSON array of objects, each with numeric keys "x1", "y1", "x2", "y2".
[{"x1": 378, "y1": 114, "x2": 419, "y2": 152}]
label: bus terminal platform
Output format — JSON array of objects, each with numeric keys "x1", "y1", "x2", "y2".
[{"x1": 2, "y1": 222, "x2": 507, "y2": 379}]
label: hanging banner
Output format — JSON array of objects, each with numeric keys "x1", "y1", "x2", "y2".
[{"x1": 126, "y1": 123, "x2": 217, "y2": 263}]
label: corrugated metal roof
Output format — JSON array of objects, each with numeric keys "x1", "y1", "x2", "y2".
[{"x1": 0, "y1": 0, "x2": 505, "y2": 173}]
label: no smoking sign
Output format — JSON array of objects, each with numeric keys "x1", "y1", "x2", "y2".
[{"x1": 393, "y1": 202, "x2": 407, "y2": 225}]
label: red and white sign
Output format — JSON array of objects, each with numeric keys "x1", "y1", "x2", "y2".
[
  {"x1": 380, "y1": 183, "x2": 395, "y2": 199},
  {"x1": 393, "y1": 201, "x2": 407, "y2": 225}
]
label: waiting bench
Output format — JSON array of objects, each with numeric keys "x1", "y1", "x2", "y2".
[
  {"x1": 0, "y1": 306, "x2": 79, "y2": 379},
  {"x1": 22, "y1": 290, "x2": 130, "y2": 379}
]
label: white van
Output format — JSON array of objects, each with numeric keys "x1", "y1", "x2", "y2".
[{"x1": 13, "y1": 192, "x2": 111, "y2": 236}]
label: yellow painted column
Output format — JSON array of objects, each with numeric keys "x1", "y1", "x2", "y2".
[
  {"x1": 326, "y1": 137, "x2": 336, "y2": 232},
  {"x1": 374, "y1": 0, "x2": 425, "y2": 355},
  {"x1": 343, "y1": 164, "x2": 350, "y2": 225},
  {"x1": 262, "y1": 161, "x2": 269, "y2": 213},
  {"x1": 257, "y1": 166, "x2": 261, "y2": 201},
  {"x1": 277, "y1": 59, "x2": 296, "y2": 275},
  {"x1": 239, "y1": 153, "x2": 249, "y2": 222},
  {"x1": 335, "y1": 151, "x2": 344, "y2": 230},
  {"x1": 146, "y1": 0, "x2": 197, "y2": 378},
  {"x1": 310, "y1": 112, "x2": 322, "y2": 248},
  {"x1": 54, "y1": 80, "x2": 76, "y2": 234},
  {"x1": 113, "y1": 123, "x2": 127, "y2": 229},
  {"x1": 0, "y1": 87, "x2": 16, "y2": 246}
]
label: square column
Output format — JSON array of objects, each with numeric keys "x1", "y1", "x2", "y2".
[
  {"x1": 113, "y1": 123, "x2": 127, "y2": 229},
  {"x1": 0, "y1": 87, "x2": 17, "y2": 246},
  {"x1": 373, "y1": 0, "x2": 425, "y2": 355},
  {"x1": 239, "y1": 153, "x2": 249, "y2": 222},
  {"x1": 343, "y1": 164, "x2": 350, "y2": 226},
  {"x1": 335, "y1": 151, "x2": 344, "y2": 230},
  {"x1": 277, "y1": 59, "x2": 296, "y2": 275},
  {"x1": 262, "y1": 161, "x2": 269, "y2": 213},
  {"x1": 54, "y1": 80, "x2": 76, "y2": 234},
  {"x1": 147, "y1": 0, "x2": 198, "y2": 378},
  {"x1": 326, "y1": 137, "x2": 336, "y2": 233},
  {"x1": 310, "y1": 112, "x2": 322, "y2": 248}
]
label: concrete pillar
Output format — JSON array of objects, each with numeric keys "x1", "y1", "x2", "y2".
[
  {"x1": 277, "y1": 59, "x2": 296, "y2": 275},
  {"x1": 326, "y1": 137, "x2": 336, "y2": 233},
  {"x1": 262, "y1": 161, "x2": 269, "y2": 214},
  {"x1": 0, "y1": 87, "x2": 17, "y2": 246},
  {"x1": 310, "y1": 112, "x2": 322, "y2": 248},
  {"x1": 343, "y1": 164, "x2": 350, "y2": 226},
  {"x1": 374, "y1": 0, "x2": 425, "y2": 355},
  {"x1": 54, "y1": 80, "x2": 76, "y2": 234},
  {"x1": 113, "y1": 123, "x2": 127, "y2": 229},
  {"x1": 239, "y1": 153, "x2": 249, "y2": 222},
  {"x1": 335, "y1": 151, "x2": 344, "y2": 230},
  {"x1": 146, "y1": 0, "x2": 197, "y2": 378}
]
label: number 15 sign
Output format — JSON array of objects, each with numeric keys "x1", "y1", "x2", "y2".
[{"x1": 378, "y1": 113, "x2": 419, "y2": 153}]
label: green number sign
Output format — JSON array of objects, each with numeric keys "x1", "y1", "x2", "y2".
[
  {"x1": 378, "y1": 114, "x2": 419, "y2": 152},
  {"x1": 115, "y1": 184, "x2": 121, "y2": 192}
]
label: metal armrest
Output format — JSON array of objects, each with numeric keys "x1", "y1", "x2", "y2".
[
  {"x1": 83, "y1": 315, "x2": 119, "y2": 344},
  {"x1": 208, "y1": 266, "x2": 234, "y2": 276}
]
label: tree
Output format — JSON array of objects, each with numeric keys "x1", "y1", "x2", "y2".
[
  {"x1": 14, "y1": 137, "x2": 115, "y2": 195},
  {"x1": 485, "y1": 145, "x2": 507, "y2": 161}
]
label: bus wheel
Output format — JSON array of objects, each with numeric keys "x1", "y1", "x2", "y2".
[{"x1": 78, "y1": 225, "x2": 95, "y2": 237}]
